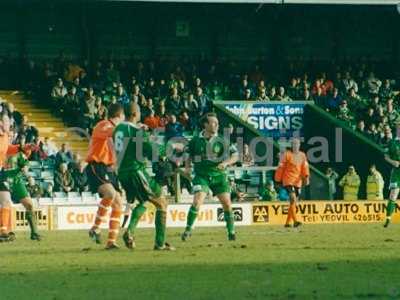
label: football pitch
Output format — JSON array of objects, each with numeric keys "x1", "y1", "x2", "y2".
[{"x1": 1, "y1": 224, "x2": 399, "y2": 300}]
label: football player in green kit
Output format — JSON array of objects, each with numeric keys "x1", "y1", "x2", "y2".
[
  {"x1": 3, "y1": 150, "x2": 41, "y2": 240},
  {"x1": 113, "y1": 102, "x2": 174, "y2": 250},
  {"x1": 181, "y1": 112, "x2": 239, "y2": 241},
  {"x1": 384, "y1": 126, "x2": 400, "y2": 227}
]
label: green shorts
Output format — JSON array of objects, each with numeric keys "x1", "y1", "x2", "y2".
[
  {"x1": 389, "y1": 168, "x2": 400, "y2": 190},
  {"x1": 10, "y1": 178, "x2": 29, "y2": 203},
  {"x1": 192, "y1": 173, "x2": 230, "y2": 196},
  {"x1": 119, "y1": 169, "x2": 161, "y2": 204}
]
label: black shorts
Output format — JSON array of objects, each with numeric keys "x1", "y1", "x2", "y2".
[
  {"x1": 86, "y1": 162, "x2": 121, "y2": 194},
  {"x1": 284, "y1": 185, "x2": 301, "y2": 197}
]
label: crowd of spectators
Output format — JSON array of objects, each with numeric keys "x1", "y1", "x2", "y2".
[{"x1": 1, "y1": 52, "x2": 399, "y2": 201}]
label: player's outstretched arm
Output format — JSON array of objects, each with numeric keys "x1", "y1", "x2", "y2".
[
  {"x1": 384, "y1": 154, "x2": 400, "y2": 168},
  {"x1": 218, "y1": 152, "x2": 239, "y2": 170}
]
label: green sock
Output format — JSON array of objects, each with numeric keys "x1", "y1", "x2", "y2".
[
  {"x1": 185, "y1": 205, "x2": 198, "y2": 231},
  {"x1": 386, "y1": 200, "x2": 396, "y2": 220},
  {"x1": 224, "y1": 210, "x2": 235, "y2": 235},
  {"x1": 128, "y1": 204, "x2": 147, "y2": 235},
  {"x1": 155, "y1": 209, "x2": 167, "y2": 247},
  {"x1": 25, "y1": 210, "x2": 38, "y2": 235}
]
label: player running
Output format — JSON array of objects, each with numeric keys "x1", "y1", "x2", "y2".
[
  {"x1": 3, "y1": 149, "x2": 41, "y2": 241},
  {"x1": 87, "y1": 103, "x2": 125, "y2": 250},
  {"x1": 274, "y1": 138, "x2": 310, "y2": 228},
  {"x1": 115, "y1": 103, "x2": 174, "y2": 251},
  {"x1": 383, "y1": 128, "x2": 400, "y2": 227},
  {"x1": 181, "y1": 112, "x2": 239, "y2": 241}
]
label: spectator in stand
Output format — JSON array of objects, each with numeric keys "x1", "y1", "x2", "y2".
[
  {"x1": 71, "y1": 76, "x2": 84, "y2": 99},
  {"x1": 72, "y1": 160, "x2": 89, "y2": 193},
  {"x1": 145, "y1": 78, "x2": 159, "y2": 99},
  {"x1": 325, "y1": 167, "x2": 339, "y2": 200},
  {"x1": 355, "y1": 120, "x2": 366, "y2": 135},
  {"x1": 256, "y1": 80, "x2": 267, "y2": 97},
  {"x1": 287, "y1": 78, "x2": 300, "y2": 100},
  {"x1": 243, "y1": 88, "x2": 253, "y2": 101},
  {"x1": 366, "y1": 164, "x2": 384, "y2": 200},
  {"x1": 51, "y1": 78, "x2": 68, "y2": 114},
  {"x1": 157, "y1": 102, "x2": 168, "y2": 128},
  {"x1": 379, "y1": 126, "x2": 392, "y2": 149},
  {"x1": 366, "y1": 123, "x2": 380, "y2": 144},
  {"x1": 348, "y1": 88, "x2": 365, "y2": 116},
  {"x1": 268, "y1": 86, "x2": 278, "y2": 101},
  {"x1": 303, "y1": 89, "x2": 314, "y2": 102},
  {"x1": 364, "y1": 107, "x2": 377, "y2": 128},
  {"x1": 64, "y1": 86, "x2": 81, "y2": 125},
  {"x1": 256, "y1": 88, "x2": 269, "y2": 101},
  {"x1": 18, "y1": 115, "x2": 39, "y2": 144},
  {"x1": 259, "y1": 180, "x2": 277, "y2": 201},
  {"x1": 230, "y1": 178, "x2": 245, "y2": 202},
  {"x1": 321, "y1": 73, "x2": 334, "y2": 94},
  {"x1": 238, "y1": 78, "x2": 251, "y2": 99},
  {"x1": 131, "y1": 84, "x2": 143, "y2": 103},
  {"x1": 116, "y1": 84, "x2": 129, "y2": 105},
  {"x1": 312, "y1": 79, "x2": 327, "y2": 97},
  {"x1": 182, "y1": 93, "x2": 199, "y2": 117},
  {"x1": 327, "y1": 88, "x2": 342, "y2": 113},
  {"x1": 165, "y1": 114, "x2": 184, "y2": 141},
  {"x1": 195, "y1": 87, "x2": 212, "y2": 115},
  {"x1": 166, "y1": 87, "x2": 182, "y2": 114},
  {"x1": 94, "y1": 96, "x2": 108, "y2": 123},
  {"x1": 29, "y1": 137, "x2": 46, "y2": 161},
  {"x1": 81, "y1": 87, "x2": 96, "y2": 131},
  {"x1": 241, "y1": 144, "x2": 254, "y2": 167},
  {"x1": 6, "y1": 103, "x2": 23, "y2": 128},
  {"x1": 55, "y1": 143, "x2": 73, "y2": 168},
  {"x1": 144, "y1": 109, "x2": 161, "y2": 130},
  {"x1": 27, "y1": 176, "x2": 43, "y2": 199},
  {"x1": 339, "y1": 165, "x2": 360, "y2": 201},
  {"x1": 337, "y1": 100, "x2": 354, "y2": 125},
  {"x1": 42, "y1": 137, "x2": 58, "y2": 159},
  {"x1": 277, "y1": 86, "x2": 291, "y2": 101},
  {"x1": 54, "y1": 163, "x2": 75, "y2": 193},
  {"x1": 42, "y1": 182, "x2": 54, "y2": 198},
  {"x1": 366, "y1": 72, "x2": 382, "y2": 96},
  {"x1": 342, "y1": 72, "x2": 359, "y2": 94},
  {"x1": 141, "y1": 98, "x2": 154, "y2": 121},
  {"x1": 179, "y1": 110, "x2": 194, "y2": 132},
  {"x1": 379, "y1": 79, "x2": 393, "y2": 100},
  {"x1": 386, "y1": 100, "x2": 399, "y2": 127},
  {"x1": 314, "y1": 87, "x2": 327, "y2": 109}
]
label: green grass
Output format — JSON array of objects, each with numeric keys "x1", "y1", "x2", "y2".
[{"x1": 1, "y1": 225, "x2": 400, "y2": 300}]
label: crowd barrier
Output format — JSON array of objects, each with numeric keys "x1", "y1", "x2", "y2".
[{"x1": 10, "y1": 200, "x2": 400, "y2": 231}]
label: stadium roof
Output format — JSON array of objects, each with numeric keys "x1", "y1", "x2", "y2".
[{"x1": 126, "y1": 0, "x2": 399, "y2": 4}]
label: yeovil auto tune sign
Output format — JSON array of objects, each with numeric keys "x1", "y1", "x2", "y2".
[{"x1": 252, "y1": 201, "x2": 400, "y2": 225}]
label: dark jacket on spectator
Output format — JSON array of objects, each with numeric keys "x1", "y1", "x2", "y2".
[
  {"x1": 165, "y1": 122, "x2": 184, "y2": 141},
  {"x1": 54, "y1": 170, "x2": 75, "y2": 192}
]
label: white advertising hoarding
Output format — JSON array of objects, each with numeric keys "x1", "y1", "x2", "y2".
[{"x1": 57, "y1": 203, "x2": 252, "y2": 230}]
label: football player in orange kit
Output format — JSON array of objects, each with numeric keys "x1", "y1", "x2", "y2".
[
  {"x1": 86, "y1": 103, "x2": 125, "y2": 250},
  {"x1": 0, "y1": 115, "x2": 15, "y2": 242},
  {"x1": 275, "y1": 138, "x2": 310, "y2": 228}
]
